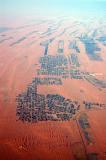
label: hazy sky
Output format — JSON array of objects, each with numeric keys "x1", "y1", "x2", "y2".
[{"x1": 0, "y1": 0, "x2": 106, "y2": 17}]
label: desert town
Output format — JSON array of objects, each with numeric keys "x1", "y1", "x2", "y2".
[{"x1": 0, "y1": 14, "x2": 106, "y2": 160}]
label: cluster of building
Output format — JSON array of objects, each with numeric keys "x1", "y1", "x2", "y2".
[
  {"x1": 39, "y1": 54, "x2": 68, "y2": 68},
  {"x1": 97, "y1": 36, "x2": 106, "y2": 46},
  {"x1": 40, "y1": 38, "x2": 54, "y2": 56},
  {"x1": 37, "y1": 39, "x2": 105, "y2": 87},
  {"x1": 78, "y1": 114, "x2": 100, "y2": 159},
  {"x1": 80, "y1": 34, "x2": 102, "y2": 61},
  {"x1": 68, "y1": 53, "x2": 80, "y2": 67},
  {"x1": 32, "y1": 77, "x2": 62, "y2": 85},
  {"x1": 70, "y1": 69, "x2": 83, "y2": 79},
  {"x1": 37, "y1": 52, "x2": 82, "y2": 80},
  {"x1": 58, "y1": 40, "x2": 64, "y2": 53},
  {"x1": 84, "y1": 73, "x2": 106, "y2": 88},
  {"x1": 37, "y1": 67, "x2": 69, "y2": 76},
  {"x1": 46, "y1": 94, "x2": 80, "y2": 120},
  {"x1": 78, "y1": 113, "x2": 94, "y2": 145},
  {"x1": 68, "y1": 40, "x2": 80, "y2": 53},
  {"x1": 83, "y1": 101, "x2": 106, "y2": 109},
  {"x1": 16, "y1": 35, "x2": 106, "y2": 124},
  {"x1": 16, "y1": 82, "x2": 46, "y2": 122},
  {"x1": 37, "y1": 54, "x2": 69, "y2": 77},
  {"x1": 16, "y1": 82, "x2": 80, "y2": 123}
]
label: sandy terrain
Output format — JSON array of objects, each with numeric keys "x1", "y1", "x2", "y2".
[{"x1": 0, "y1": 16, "x2": 106, "y2": 160}]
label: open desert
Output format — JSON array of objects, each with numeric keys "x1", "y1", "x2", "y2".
[{"x1": 0, "y1": 0, "x2": 106, "y2": 160}]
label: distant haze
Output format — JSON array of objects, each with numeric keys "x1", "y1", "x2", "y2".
[{"x1": 0, "y1": 0, "x2": 106, "y2": 16}]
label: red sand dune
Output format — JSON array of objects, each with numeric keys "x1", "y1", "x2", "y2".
[{"x1": 0, "y1": 17, "x2": 106, "y2": 160}]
